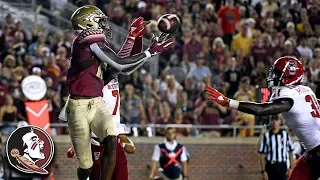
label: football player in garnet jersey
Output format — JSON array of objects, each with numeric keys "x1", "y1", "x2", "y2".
[
  {"x1": 66, "y1": 5, "x2": 173, "y2": 180},
  {"x1": 206, "y1": 56, "x2": 320, "y2": 180}
]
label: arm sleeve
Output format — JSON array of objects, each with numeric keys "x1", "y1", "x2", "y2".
[
  {"x1": 117, "y1": 36, "x2": 143, "y2": 57},
  {"x1": 151, "y1": 145, "x2": 161, "y2": 161},
  {"x1": 119, "y1": 36, "x2": 145, "y2": 75},
  {"x1": 180, "y1": 146, "x2": 188, "y2": 162},
  {"x1": 117, "y1": 38, "x2": 135, "y2": 57},
  {"x1": 90, "y1": 42, "x2": 150, "y2": 73}
]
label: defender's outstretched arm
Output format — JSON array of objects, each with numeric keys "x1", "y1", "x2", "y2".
[
  {"x1": 206, "y1": 86, "x2": 294, "y2": 116},
  {"x1": 235, "y1": 98, "x2": 293, "y2": 116}
]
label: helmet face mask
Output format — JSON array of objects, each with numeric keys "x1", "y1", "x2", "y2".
[
  {"x1": 97, "y1": 16, "x2": 112, "y2": 38},
  {"x1": 267, "y1": 66, "x2": 283, "y2": 89}
]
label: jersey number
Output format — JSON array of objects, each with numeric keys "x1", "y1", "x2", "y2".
[
  {"x1": 305, "y1": 95, "x2": 320, "y2": 118},
  {"x1": 260, "y1": 88, "x2": 271, "y2": 103},
  {"x1": 112, "y1": 90, "x2": 119, "y2": 115}
]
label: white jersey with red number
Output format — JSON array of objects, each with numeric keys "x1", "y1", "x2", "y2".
[
  {"x1": 102, "y1": 78, "x2": 120, "y2": 125},
  {"x1": 270, "y1": 85, "x2": 320, "y2": 151}
]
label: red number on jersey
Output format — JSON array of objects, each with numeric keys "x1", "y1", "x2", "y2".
[
  {"x1": 112, "y1": 90, "x2": 119, "y2": 115},
  {"x1": 305, "y1": 94, "x2": 320, "y2": 118},
  {"x1": 260, "y1": 88, "x2": 271, "y2": 103}
]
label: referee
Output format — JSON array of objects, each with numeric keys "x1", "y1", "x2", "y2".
[{"x1": 258, "y1": 114, "x2": 294, "y2": 180}]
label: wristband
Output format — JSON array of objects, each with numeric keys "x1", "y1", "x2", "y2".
[
  {"x1": 145, "y1": 51, "x2": 151, "y2": 58},
  {"x1": 260, "y1": 170, "x2": 265, "y2": 174},
  {"x1": 228, "y1": 99, "x2": 239, "y2": 109}
]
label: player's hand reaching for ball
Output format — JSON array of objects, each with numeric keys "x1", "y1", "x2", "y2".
[
  {"x1": 128, "y1": 17, "x2": 148, "y2": 39},
  {"x1": 146, "y1": 34, "x2": 174, "y2": 56},
  {"x1": 206, "y1": 86, "x2": 229, "y2": 107}
]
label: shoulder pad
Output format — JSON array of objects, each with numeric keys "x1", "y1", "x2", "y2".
[
  {"x1": 270, "y1": 86, "x2": 298, "y2": 101},
  {"x1": 78, "y1": 29, "x2": 106, "y2": 45}
]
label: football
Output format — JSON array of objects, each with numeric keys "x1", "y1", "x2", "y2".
[{"x1": 157, "y1": 14, "x2": 180, "y2": 34}]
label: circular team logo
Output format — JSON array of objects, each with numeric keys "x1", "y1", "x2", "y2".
[
  {"x1": 6, "y1": 125, "x2": 54, "y2": 174},
  {"x1": 21, "y1": 75, "x2": 47, "y2": 101}
]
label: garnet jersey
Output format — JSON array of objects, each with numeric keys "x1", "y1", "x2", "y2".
[
  {"x1": 102, "y1": 78, "x2": 120, "y2": 125},
  {"x1": 270, "y1": 85, "x2": 320, "y2": 151},
  {"x1": 67, "y1": 29, "x2": 107, "y2": 97}
]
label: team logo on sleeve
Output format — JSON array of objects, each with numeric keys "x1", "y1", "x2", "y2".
[
  {"x1": 6, "y1": 125, "x2": 54, "y2": 174},
  {"x1": 94, "y1": 152, "x2": 100, "y2": 160}
]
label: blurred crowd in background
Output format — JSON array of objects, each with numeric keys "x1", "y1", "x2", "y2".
[{"x1": 0, "y1": 0, "x2": 320, "y2": 137}]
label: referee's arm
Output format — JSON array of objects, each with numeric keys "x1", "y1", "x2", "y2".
[
  {"x1": 258, "y1": 133, "x2": 267, "y2": 173},
  {"x1": 287, "y1": 134, "x2": 295, "y2": 168}
]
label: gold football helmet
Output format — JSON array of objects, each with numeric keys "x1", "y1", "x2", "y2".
[{"x1": 70, "y1": 5, "x2": 111, "y2": 37}]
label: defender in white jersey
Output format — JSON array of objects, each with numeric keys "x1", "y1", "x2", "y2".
[
  {"x1": 206, "y1": 56, "x2": 320, "y2": 180},
  {"x1": 103, "y1": 78, "x2": 121, "y2": 125}
]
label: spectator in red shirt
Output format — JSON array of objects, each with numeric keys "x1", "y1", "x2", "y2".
[
  {"x1": 195, "y1": 100, "x2": 227, "y2": 137},
  {"x1": 212, "y1": 37, "x2": 226, "y2": 65},
  {"x1": 250, "y1": 35, "x2": 272, "y2": 68},
  {"x1": 183, "y1": 30, "x2": 203, "y2": 62},
  {"x1": 218, "y1": 0, "x2": 240, "y2": 46}
]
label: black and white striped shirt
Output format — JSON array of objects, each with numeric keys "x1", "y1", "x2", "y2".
[{"x1": 258, "y1": 129, "x2": 294, "y2": 162}]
